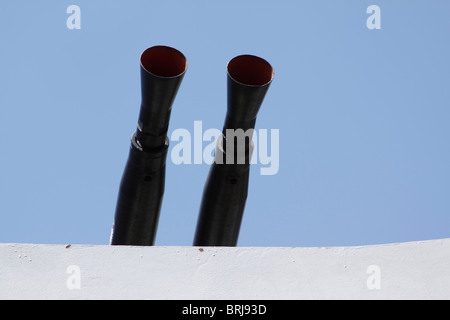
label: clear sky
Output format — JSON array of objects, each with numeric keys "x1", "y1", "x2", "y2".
[{"x1": 1, "y1": 1, "x2": 449, "y2": 247}]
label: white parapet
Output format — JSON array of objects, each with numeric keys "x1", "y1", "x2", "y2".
[{"x1": 1, "y1": 238, "x2": 450, "y2": 300}]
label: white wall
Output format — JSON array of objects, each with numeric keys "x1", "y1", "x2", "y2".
[{"x1": 1, "y1": 238, "x2": 450, "y2": 299}]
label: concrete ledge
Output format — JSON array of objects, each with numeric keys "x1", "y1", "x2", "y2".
[{"x1": 1, "y1": 238, "x2": 450, "y2": 299}]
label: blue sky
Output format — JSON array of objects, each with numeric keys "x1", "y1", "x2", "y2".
[{"x1": 1, "y1": 1, "x2": 449, "y2": 247}]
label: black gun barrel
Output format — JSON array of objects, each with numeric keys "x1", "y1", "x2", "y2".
[
  {"x1": 111, "y1": 45, "x2": 187, "y2": 246},
  {"x1": 193, "y1": 54, "x2": 273, "y2": 246}
]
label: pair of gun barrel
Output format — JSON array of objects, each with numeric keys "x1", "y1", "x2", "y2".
[{"x1": 110, "y1": 45, "x2": 273, "y2": 247}]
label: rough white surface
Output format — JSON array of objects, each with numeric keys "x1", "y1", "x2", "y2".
[{"x1": 1, "y1": 238, "x2": 450, "y2": 299}]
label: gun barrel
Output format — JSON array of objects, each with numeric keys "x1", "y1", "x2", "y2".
[
  {"x1": 193, "y1": 54, "x2": 273, "y2": 246},
  {"x1": 111, "y1": 45, "x2": 187, "y2": 246}
]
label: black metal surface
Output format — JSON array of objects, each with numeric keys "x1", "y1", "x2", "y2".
[
  {"x1": 111, "y1": 46, "x2": 187, "y2": 246},
  {"x1": 193, "y1": 54, "x2": 273, "y2": 246}
]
